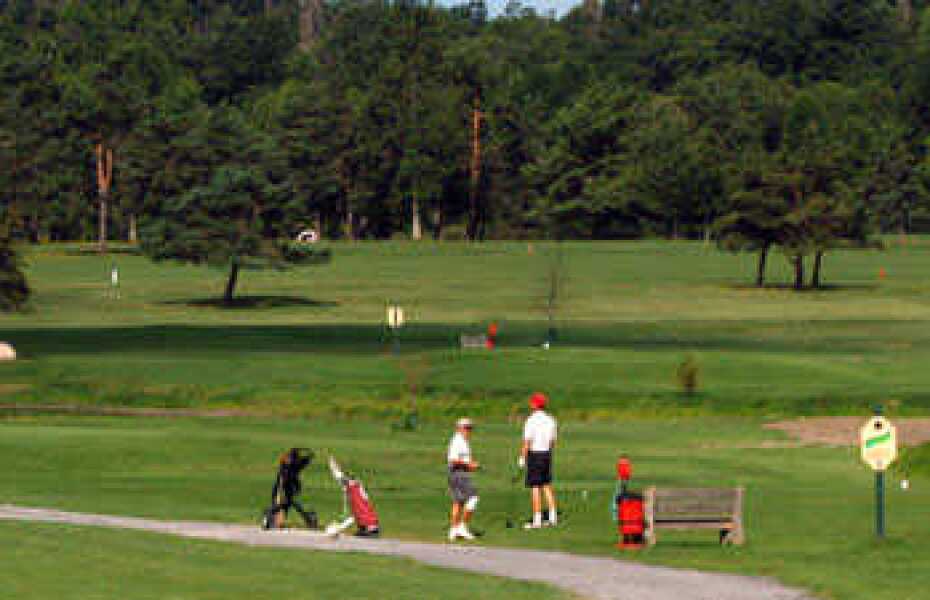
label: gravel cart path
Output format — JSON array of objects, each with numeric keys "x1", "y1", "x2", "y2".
[{"x1": 1, "y1": 504, "x2": 811, "y2": 600}]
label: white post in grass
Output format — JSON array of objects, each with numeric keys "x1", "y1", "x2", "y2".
[
  {"x1": 108, "y1": 264, "x2": 120, "y2": 299},
  {"x1": 387, "y1": 304, "x2": 405, "y2": 354}
]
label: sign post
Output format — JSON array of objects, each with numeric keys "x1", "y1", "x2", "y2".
[
  {"x1": 386, "y1": 304, "x2": 404, "y2": 355},
  {"x1": 107, "y1": 263, "x2": 120, "y2": 299},
  {"x1": 860, "y1": 407, "x2": 897, "y2": 539}
]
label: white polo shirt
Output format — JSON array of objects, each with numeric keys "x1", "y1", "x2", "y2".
[
  {"x1": 448, "y1": 432, "x2": 472, "y2": 465},
  {"x1": 523, "y1": 410, "x2": 557, "y2": 452}
]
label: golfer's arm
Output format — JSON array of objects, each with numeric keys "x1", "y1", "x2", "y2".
[{"x1": 521, "y1": 440, "x2": 529, "y2": 459}]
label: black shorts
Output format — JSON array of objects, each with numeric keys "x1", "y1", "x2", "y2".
[{"x1": 525, "y1": 451, "x2": 552, "y2": 487}]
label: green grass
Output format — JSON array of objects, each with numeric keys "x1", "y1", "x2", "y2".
[
  {"x1": 2, "y1": 415, "x2": 929, "y2": 600},
  {"x1": 3, "y1": 240, "x2": 930, "y2": 418},
  {"x1": 3, "y1": 240, "x2": 930, "y2": 598},
  {"x1": 0, "y1": 520, "x2": 570, "y2": 600}
]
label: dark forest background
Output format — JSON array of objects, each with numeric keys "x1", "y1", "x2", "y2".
[{"x1": 3, "y1": 0, "x2": 930, "y2": 304}]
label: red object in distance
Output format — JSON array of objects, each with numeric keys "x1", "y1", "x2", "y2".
[{"x1": 617, "y1": 456, "x2": 632, "y2": 481}]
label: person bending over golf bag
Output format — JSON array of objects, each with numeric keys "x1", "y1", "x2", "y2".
[
  {"x1": 324, "y1": 456, "x2": 380, "y2": 537},
  {"x1": 262, "y1": 447, "x2": 319, "y2": 530}
]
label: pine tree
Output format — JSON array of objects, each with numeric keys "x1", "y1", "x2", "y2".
[
  {"x1": 0, "y1": 231, "x2": 29, "y2": 310},
  {"x1": 137, "y1": 106, "x2": 329, "y2": 304}
]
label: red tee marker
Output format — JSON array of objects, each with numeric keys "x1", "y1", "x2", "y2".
[
  {"x1": 486, "y1": 322, "x2": 498, "y2": 350},
  {"x1": 878, "y1": 267, "x2": 887, "y2": 280},
  {"x1": 617, "y1": 456, "x2": 632, "y2": 482}
]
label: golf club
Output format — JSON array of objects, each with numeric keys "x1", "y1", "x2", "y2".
[{"x1": 505, "y1": 465, "x2": 521, "y2": 528}]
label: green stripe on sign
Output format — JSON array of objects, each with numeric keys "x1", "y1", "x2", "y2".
[{"x1": 865, "y1": 432, "x2": 892, "y2": 449}]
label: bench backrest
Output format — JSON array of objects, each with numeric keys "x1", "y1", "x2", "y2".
[{"x1": 652, "y1": 487, "x2": 742, "y2": 519}]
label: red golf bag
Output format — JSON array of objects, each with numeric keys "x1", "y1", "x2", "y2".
[{"x1": 345, "y1": 478, "x2": 380, "y2": 536}]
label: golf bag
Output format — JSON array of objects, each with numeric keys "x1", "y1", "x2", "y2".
[
  {"x1": 261, "y1": 447, "x2": 319, "y2": 530},
  {"x1": 326, "y1": 457, "x2": 380, "y2": 537}
]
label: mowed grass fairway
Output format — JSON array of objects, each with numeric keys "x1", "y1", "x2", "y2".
[
  {"x1": 0, "y1": 520, "x2": 569, "y2": 600},
  {"x1": 3, "y1": 240, "x2": 930, "y2": 599},
  {"x1": 1, "y1": 416, "x2": 928, "y2": 600},
  {"x1": 3, "y1": 240, "x2": 930, "y2": 416}
]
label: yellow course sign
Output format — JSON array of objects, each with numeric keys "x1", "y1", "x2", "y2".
[
  {"x1": 387, "y1": 305, "x2": 405, "y2": 329},
  {"x1": 860, "y1": 416, "x2": 897, "y2": 471}
]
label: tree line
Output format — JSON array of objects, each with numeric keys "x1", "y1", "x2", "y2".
[{"x1": 4, "y1": 0, "x2": 930, "y2": 306}]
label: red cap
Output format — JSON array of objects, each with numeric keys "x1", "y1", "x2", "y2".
[{"x1": 530, "y1": 392, "x2": 547, "y2": 410}]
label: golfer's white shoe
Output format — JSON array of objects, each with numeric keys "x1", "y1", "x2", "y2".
[
  {"x1": 449, "y1": 524, "x2": 475, "y2": 541},
  {"x1": 523, "y1": 521, "x2": 542, "y2": 530}
]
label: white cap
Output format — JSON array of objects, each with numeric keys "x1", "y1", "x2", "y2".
[{"x1": 456, "y1": 417, "x2": 474, "y2": 429}]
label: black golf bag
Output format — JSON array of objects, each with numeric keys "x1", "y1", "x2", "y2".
[{"x1": 261, "y1": 447, "x2": 319, "y2": 530}]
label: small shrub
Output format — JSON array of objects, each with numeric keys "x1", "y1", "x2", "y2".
[
  {"x1": 439, "y1": 224, "x2": 468, "y2": 241},
  {"x1": 391, "y1": 355, "x2": 431, "y2": 431},
  {"x1": 0, "y1": 233, "x2": 29, "y2": 311},
  {"x1": 677, "y1": 355, "x2": 700, "y2": 395}
]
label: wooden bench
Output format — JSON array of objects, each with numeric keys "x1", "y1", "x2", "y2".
[
  {"x1": 644, "y1": 486, "x2": 745, "y2": 546},
  {"x1": 459, "y1": 334, "x2": 488, "y2": 349}
]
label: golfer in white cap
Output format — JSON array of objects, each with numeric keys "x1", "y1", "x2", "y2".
[{"x1": 447, "y1": 417, "x2": 480, "y2": 541}]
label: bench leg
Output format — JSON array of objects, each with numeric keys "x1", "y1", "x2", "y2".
[
  {"x1": 644, "y1": 486, "x2": 656, "y2": 547},
  {"x1": 721, "y1": 525, "x2": 745, "y2": 546},
  {"x1": 730, "y1": 524, "x2": 745, "y2": 546}
]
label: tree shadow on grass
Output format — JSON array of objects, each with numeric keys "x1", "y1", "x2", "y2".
[
  {"x1": 643, "y1": 539, "x2": 735, "y2": 549},
  {"x1": 2, "y1": 319, "x2": 926, "y2": 358},
  {"x1": 724, "y1": 282, "x2": 878, "y2": 292},
  {"x1": 63, "y1": 246, "x2": 142, "y2": 257},
  {"x1": 162, "y1": 296, "x2": 339, "y2": 310}
]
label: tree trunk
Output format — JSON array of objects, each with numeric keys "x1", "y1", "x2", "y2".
[
  {"x1": 811, "y1": 251, "x2": 824, "y2": 289},
  {"x1": 298, "y1": 0, "x2": 324, "y2": 50},
  {"x1": 432, "y1": 205, "x2": 443, "y2": 240},
  {"x1": 95, "y1": 144, "x2": 113, "y2": 254},
  {"x1": 899, "y1": 0, "x2": 913, "y2": 25},
  {"x1": 99, "y1": 193, "x2": 108, "y2": 253},
  {"x1": 793, "y1": 255, "x2": 804, "y2": 291},
  {"x1": 756, "y1": 246, "x2": 769, "y2": 287},
  {"x1": 411, "y1": 195, "x2": 422, "y2": 240},
  {"x1": 344, "y1": 208, "x2": 354, "y2": 240},
  {"x1": 467, "y1": 93, "x2": 482, "y2": 241},
  {"x1": 223, "y1": 262, "x2": 240, "y2": 305},
  {"x1": 128, "y1": 214, "x2": 137, "y2": 244}
]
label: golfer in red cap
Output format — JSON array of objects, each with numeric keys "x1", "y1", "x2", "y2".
[{"x1": 519, "y1": 392, "x2": 558, "y2": 529}]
